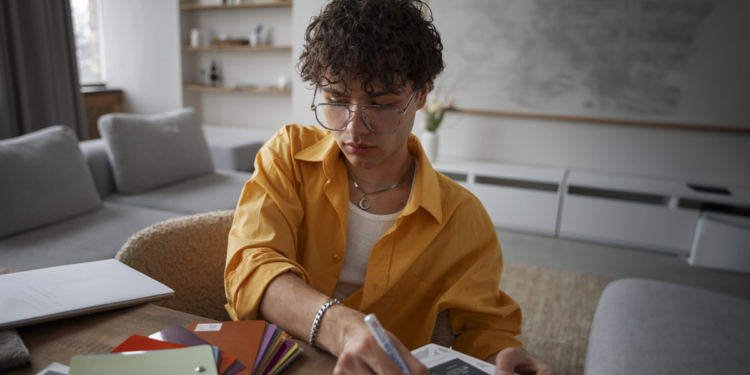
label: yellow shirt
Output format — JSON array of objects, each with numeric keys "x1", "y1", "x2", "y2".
[{"x1": 225, "y1": 125, "x2": 523, "y2": 360}]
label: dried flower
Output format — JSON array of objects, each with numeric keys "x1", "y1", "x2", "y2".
[{"x1": 423, "y1": 93, "x2": 455, "y2": 132}]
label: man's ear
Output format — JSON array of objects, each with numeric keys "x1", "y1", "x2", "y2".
[{"x1": 415, "y1": 83, "x2": 431, "y2": 110}]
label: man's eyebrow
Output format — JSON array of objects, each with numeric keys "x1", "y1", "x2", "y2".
[
  {"x1": 320, "y1": 87, "x2": 346, "y2": 97},
  {"x1": 367, "y1": 90, "x2": 400, "y2": 98}
]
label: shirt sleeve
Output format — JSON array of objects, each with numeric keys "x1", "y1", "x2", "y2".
[
  {"x1": 224, "y1": 137, "x2": 312, "y2": 321},
  {"x1": 446, "y1": 199, "x2": 524, "y2": 361}
]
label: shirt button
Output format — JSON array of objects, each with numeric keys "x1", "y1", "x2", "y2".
[{"x1": 333, "y1": 254, "x2": 341, "y2": 261}]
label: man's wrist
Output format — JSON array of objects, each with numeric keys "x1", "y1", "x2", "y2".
[
  {"x1": 309, "y1": 299, "x2": 341, "y2": 350},
  {"x1": 314, "y1": 304, "x2": 367, "y2": 356}
]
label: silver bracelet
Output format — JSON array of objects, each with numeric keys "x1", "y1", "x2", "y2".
[{"x1": 309, "y1": 298, "x2": 341, "y2": 350}]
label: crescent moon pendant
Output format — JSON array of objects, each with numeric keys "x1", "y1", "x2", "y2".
[{"x1": 359, "y1": 197, "x2": 370, "y2": 210}]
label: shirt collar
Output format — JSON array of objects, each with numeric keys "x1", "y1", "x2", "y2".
[
  {"x1": 294, "y1": 131, "x2": 443, "y2": 224},
  {"x1": 404, "y1": 134, "x2": 443, "y2": 224}
]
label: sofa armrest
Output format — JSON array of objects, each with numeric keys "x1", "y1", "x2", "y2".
[
  {"x1": 584, "y1": 279, "x2": 750, "y2": 375},
  {"x1": 79, "y1": 139, "x2": 115, "y2": 198}
]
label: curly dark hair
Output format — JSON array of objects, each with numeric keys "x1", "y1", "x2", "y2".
[{"x1": 297, "y1": 0, "x2": 444, "y2": 95}]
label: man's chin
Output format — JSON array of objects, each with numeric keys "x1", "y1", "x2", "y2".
[{"x1": 342, "y1": 153, "x2": 380, "y2": 170}]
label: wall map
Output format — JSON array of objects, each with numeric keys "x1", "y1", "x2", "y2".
[{"x1": 431, "y1": 0, "x2": 750, "y2": 130}]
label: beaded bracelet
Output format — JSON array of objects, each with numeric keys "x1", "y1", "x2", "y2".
[{"x1": 309, "y1": 298, "x2": 341, "y2": 350}]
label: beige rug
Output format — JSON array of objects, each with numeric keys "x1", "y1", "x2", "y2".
[{"x1": 499, "y1": 263, "x2": 613, "y2": 375}]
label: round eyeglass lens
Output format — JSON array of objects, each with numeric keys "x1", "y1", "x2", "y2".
[
  {"x1": 362, "y1": 107, "x2": 400, "y2": 132},
  {"x1": 316, "y1": 104, "x2": 350, "y2": 130}
]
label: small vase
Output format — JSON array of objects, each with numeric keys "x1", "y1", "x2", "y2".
[{"x1": 421, "y1": 131, "x2": 439, "y2": 163}]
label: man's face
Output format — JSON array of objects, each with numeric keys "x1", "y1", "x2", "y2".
[{"x1": 319, "y1": 79, "x2": 428, "y2": 170}]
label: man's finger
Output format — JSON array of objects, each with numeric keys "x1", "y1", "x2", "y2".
[
  {"x1": 362, "y1": 335, "x2": 410, "y2": 375},
  {"x1": 494, "y1": 361, "x2": 516, "y2": 375},
  {"x1": 495, "y1": 347, "x2": 523, "y2": 375},
  {"x1": 387, "y1": 332, "x2": 428, "y2": 375},
  {"x1": 335, "y1": 347, "x2": 378, "y2": 375}
]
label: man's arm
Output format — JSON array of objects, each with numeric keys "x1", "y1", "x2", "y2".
[{"x1": 259, "y1": 271, "x2": 428, "y2": 375}]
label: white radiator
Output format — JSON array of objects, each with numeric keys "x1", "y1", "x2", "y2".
[
  {"x1": 559, "y1": 170, "x2": 750, "y2": 255},
  {"x1": 433, "y1": 161, "x2": 566, "y2": 236},
  {"x1": 689, "y1": 213, "x2": 750, "y2": 274}
]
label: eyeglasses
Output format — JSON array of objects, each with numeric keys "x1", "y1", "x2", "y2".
[{"x1": 310, "y1": 86, "x2": 418, "y2": 133}]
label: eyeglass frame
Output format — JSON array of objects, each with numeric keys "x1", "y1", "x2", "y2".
[{"x1": 309, "y1": 86, "x2": 419, "y2": 134}]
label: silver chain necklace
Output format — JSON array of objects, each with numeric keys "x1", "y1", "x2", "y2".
[{"x1": 343, "y1": 157, "x2": 416, "y2": 211}]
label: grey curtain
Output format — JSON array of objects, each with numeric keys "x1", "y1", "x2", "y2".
[{"x1": 0, "y1": 0, "x2": 88, "y2": 140}]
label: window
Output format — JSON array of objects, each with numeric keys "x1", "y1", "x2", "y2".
[{"x1": 70, "y1": 0, "x2": 105, "y2": 85}]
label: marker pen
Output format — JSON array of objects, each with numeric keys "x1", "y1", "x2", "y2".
[{"x1": 364, "y1": 313, "x2": 412, "y2": 375}]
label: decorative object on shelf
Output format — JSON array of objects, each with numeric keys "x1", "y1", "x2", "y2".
[
  {"x1": 277, "y1": 75, "x2": 288, "y2": 91},
  {"x1": 250, "y1": 23, "x2": 264, "y2": 46},
  {"x1": 210, "y1": 37, "x2": 249, "y2": 47},
  {"x1": 420, "y1": 93, "x2": 455, "y2": 162},
  {"x1": 190, "y1": 28, "x2": 202, "y2": 47},
  {"x1": 200, "y1": 68, "x2": 208, "y2": 85},
  {"x1": 209, "y1": 60, "x2": 221, "y2": 86},
  {"x1": 420, "y1": 131, "x2": 439, "y2": 163}
]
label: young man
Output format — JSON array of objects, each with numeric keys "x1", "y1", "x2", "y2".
[{"x1": 225, "y1": 1, "x2": 556, "y2": 374}]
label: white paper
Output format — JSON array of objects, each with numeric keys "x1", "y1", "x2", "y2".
[
  {"x1": 36, "y1": 362, "x2": 70, "y2": 375},
  {"x1": 195, "y1": 323, "x2": 223, "y2": 332},
  {"x1": 0, "y1": 260, "x2": 173, "y2": 330},
  {"x1": 412, "y1": 344, "x2": 498, "y2": 375}
]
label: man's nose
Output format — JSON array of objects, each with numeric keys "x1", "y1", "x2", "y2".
[{"x1": 346, "y1": 107, "x2": 371, "y2": 136}]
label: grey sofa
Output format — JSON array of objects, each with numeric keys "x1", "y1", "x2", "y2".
[
  {"x1": 0, "y1": 109, "x2": 254, "y2": 271},
  {"x1": 585, "y1": 278, "x2": 750, "y2": 375}
]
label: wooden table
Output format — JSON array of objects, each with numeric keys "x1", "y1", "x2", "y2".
[{"x1": 0, "y1": 267, "x2": 336, "y2": 374}]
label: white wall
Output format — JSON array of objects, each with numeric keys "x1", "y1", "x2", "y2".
[
  {"x1": 291, "y1": 1, "x2": 750, "y2": 189},
  {"x1": 100, "y1": 0, "x2": 182, "y2": 114}
]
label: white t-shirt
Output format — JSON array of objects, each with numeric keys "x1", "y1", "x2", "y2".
[{"x1": 332, "y1": 167, "x2": 416, "y2": 301}]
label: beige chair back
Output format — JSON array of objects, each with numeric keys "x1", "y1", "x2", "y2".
[{"x1": 116, "y1": 210, "x2": 234, "y2": 321}]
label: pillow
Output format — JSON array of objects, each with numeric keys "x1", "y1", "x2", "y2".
[
  {"x1": 98, "y1": 108, "x2": 214, "y2": 194},
  {"x1": 0, "y1": 126, "x2": 102, "y2": 238}
]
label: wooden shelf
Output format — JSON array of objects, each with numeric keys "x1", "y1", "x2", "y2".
[
  {"x1": 180, "y1": 1, "x2": 291, "y2": 11},
  {"x1": 181, "y1": 45, "x2": 291, "y2": 52},
  {"x1": 183, "y1": 84, "x2": 290, "y2": 94}
]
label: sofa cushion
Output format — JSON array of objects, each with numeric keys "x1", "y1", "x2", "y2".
[
  {"x1": 98, "y1": 108, "x2": 214, "y2": 194},
  {"x1": 0, "y1": 202, "x2": 182, "y2": 271},
  {"x1": 203, "y1": 126, "x2": 276, "y2": 172},
  {"x1": 0, "y1": 126, "x2": 102, "y2": 239},
  {"x1": 104, "y1": 170, "x2": 251, "y2": 214},
  {"x1": 79, "y1": 139, "x2": 116, "y2": 198},
  {"x1": 584, "y1": 279, "x2": 750, "y2": 375}
]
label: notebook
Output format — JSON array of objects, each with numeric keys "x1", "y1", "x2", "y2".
[
  {"x1": 69, "y1": 345, "x2": 218, "y2": 375},
  {"x1": 0, "y1": 259, "x2": 173, "y2": 330}
]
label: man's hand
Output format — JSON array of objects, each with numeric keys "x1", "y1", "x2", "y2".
[
  {"x1": 488, "y1": 347, "x2": 557, "y2": 375},
  {"x1": 333, "y1": 322, "x2": 428, "y2": 375}
]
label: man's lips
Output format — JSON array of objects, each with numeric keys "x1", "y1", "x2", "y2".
[{"x1": 345, "y1": 143, "x2": 375, "y2": 154}]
